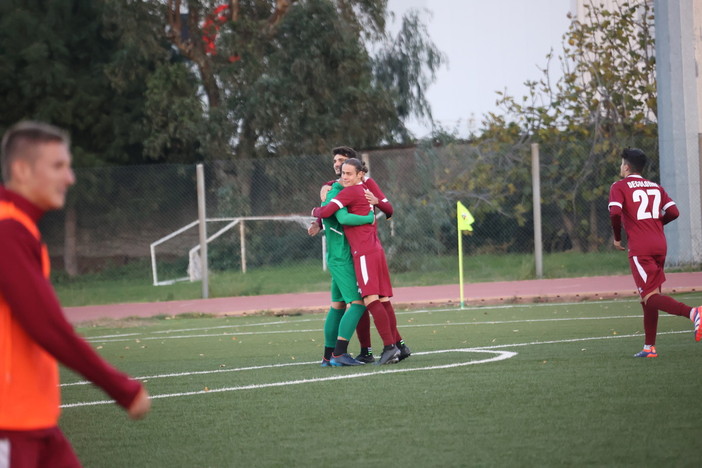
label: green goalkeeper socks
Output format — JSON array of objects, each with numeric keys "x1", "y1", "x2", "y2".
[
  {"x1": 337, "y1": 303, "x2": 366, "y2": 341},
  {"x1": 323, "y1": 307, "x2": 345, "y2": 348}
]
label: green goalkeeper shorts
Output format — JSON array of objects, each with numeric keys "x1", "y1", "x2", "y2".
[{"x1": 328, "y1": 260, "x2": 362, "y2": 304}]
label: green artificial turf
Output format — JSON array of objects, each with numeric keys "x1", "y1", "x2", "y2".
[{"x1": 60, "y1": 294, "x2": 702, "y2": 467}]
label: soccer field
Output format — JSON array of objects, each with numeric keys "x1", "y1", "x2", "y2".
[{"x1": 60, "y1": 295, "x2": 702, "y2": 467}]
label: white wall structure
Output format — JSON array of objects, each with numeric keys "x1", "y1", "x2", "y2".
[{"x1": 655, "y1": 0, "x2": 702, "y2": 265}]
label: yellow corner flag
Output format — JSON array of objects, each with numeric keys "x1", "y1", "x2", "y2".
[
  {"x1": 457, "y1": 201, "x2": 474, "y2": 232},
  {"x1": 456, "y1": 201, "x2": 474, "y2": 308}
]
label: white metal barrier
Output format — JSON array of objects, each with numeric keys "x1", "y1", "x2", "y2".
[{"x1": 149, "y1": 215, "x2": 317, "y2": 286}]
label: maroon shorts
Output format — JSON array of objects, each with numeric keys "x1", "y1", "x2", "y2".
[
  {"x1": 352, "y1": 249, "x2": 393, "y2": 298},
  {"x1": 629, "y1": 254, "x2": 666, "y2": 299},
  {"x1": 0, "y1": 426, "x2": 81, "y2": 468}
]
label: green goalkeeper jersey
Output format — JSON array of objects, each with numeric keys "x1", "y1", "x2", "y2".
[{"x1": 322, "y1": 182, "x2": 374, "y2": 266}]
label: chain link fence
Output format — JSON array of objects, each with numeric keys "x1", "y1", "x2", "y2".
[{"x1": 41, "y1": 138, "x2": 691, "y2": 298}]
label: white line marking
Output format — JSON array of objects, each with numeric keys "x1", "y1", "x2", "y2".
[
  {"x1": 85, "y1": 315, "x2": 653, "y2": 343},
  {"x1": 63, "y1": 308, "x2": 698, "y2": 408},
  {"x1": 60, "y1": 328, "x2": 694, "y2": 406},
  {"x1": 66, "y1": 328, "x2": 690, "y2": 388},
  {"x1": 81, "y1": 297, "x2": 655, "y2": 340},
  {"x1": 60, "y1": 348, "x2": 516, "y2": 408},
  {"x1": 61, "y1": 361, "x2": 313, "y2": 386},
  {"x1": 479, "y1": 330, "x2": 688, "y2": 349}
]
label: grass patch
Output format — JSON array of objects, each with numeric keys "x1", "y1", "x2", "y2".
[{"x1": 59, "y1": 293, "x2": 702, "y2": 467}]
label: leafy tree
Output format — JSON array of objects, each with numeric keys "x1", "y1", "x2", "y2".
[
  {"x1": 466, "y1": 1, "x2": 657, "y2": 252},
  {"x1": 157, "y1": 0, "x2": 444, "y2": 158},
  {"x1": 0, "y1": 0, "x2": 122, "y2": 166},
  {"x1": 1, "y1": 0, "x2": 145, "y2": 275}
]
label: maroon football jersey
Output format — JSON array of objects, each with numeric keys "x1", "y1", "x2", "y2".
[
  {"x1": 362, "y1": 176, "x2": 393, "y2": 218},
  {"x1": 314, "y1": 183, "x2": 382, "y2": 255},
  {"x1": 608, "y1": 175, "x2": 676, "y2": 256}
]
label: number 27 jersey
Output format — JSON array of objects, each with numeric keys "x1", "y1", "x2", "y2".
[{"x1": 608, "y1": 175, "x2": 676, "y2": 257}]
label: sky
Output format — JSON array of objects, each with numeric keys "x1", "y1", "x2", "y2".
[{"x1": 386, "y1": 0, "x2": 573, "y2": 138}]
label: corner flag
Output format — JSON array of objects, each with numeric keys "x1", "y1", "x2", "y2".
[
  {"x1": 457, "y1": 201, "x2": 474, "y2": 232},
  {"x1": 456, "y1": 201, "x2": 474, "y2": 308}
]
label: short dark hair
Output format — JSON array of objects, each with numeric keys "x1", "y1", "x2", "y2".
[
  {"x1": 621, "y1": 147, "x2": 647, "y2": 174},
  {"x1": 332, "y1": 146, "x2": 357, "y2": 159},
  {"x1": 1, "y1": 121, "x2": 69, "y2": 183}
]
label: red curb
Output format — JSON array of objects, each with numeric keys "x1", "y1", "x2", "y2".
[
  {"x1": 65, "y1": 272, "x2": 702, "y2": 323},
  {"x1": 63, "y1": 272, "x2": 702, "y2": 324}
]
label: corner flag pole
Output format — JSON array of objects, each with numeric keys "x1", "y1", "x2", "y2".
[
  {"x1": 456, "y1": 201, "x2": 474, "y2": 308},
  {"x1": 458, "y1": 223, "x2": 465, "y2": 308}
]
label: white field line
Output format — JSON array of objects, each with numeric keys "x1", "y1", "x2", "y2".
[
  {"x1": 60, "y1": 349, "x2": 516, "y2": 409},
  {"x1": 82, "y1": 298, "x2": 645, "y2": 340},
  {"x1": 478, "y1": 329, "x2": 688, "y2": 349},
  {"x1": 64, "y1": 327, "x2": 687, "y2": 388},
  {"x1": 85, "y1": 314, "x2": 667, "y2": 343},
  {"x1": 60, "y1": 327, "x2": 693, "y2": 409}
]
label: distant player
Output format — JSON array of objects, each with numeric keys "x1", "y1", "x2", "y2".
[
  {"x1": 608, "y1": 147, "x2": 701, "y2": 357},
  {"x1": 309, "y1": 146, "x2": 406, "y2": 365},
  {"x1": 313, "y1": 158, "x2": 409, "y2": 364},
  {"x1": 310, "y1": 174, "x2": 374, "y2": 366}
]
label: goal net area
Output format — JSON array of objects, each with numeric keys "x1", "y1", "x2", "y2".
[{"x1": 150, "y1": 215, "x2": 321, "y2": 286}]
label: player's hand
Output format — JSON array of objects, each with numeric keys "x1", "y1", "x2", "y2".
[
  {"x1": 613, "y1": 240, "x2": 626, "y2": 251},
  {"x1": 364, "y1": 189, "x2": 378, "y2": 205},
  {"x1": 127, "y1": 387, "x2": 151, "y2": 420},
  {"x1": 319, "y1": 185, "x2": 331, "y2": 202},
  {"x1": 308, "y1": 222, "x2": 320, "y2": 236}
]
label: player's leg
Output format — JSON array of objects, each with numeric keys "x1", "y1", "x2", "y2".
[
  {"x1": 646, "y1": 293, "x2": 695, "y2": 318},
  {"x1": 634, "y1": 302, "x2": 659, "y2": 358},
  {"x1": 1, "y1": 427, "x2": 81, "y2": 468},
  {"x1": 331, "y1": 302, "x2": 366, "y2": 366},
  {"x1": 323, "y1": 304, "x2": 345, "y2": 366},
  {"x1": 41, "y1": 427, "x2": 82, "y2": 468},
  {"x1": 646, "y1": 293, "x2": 701, "y2": 341},
  {"x1": 364, "y1": 297, "x2": 400, "y2": 364},
  {"x1": 337, "y1": 302, "x2": 366, "y2": 344},
  {"x1": 375, "y1": 249, "x2": 410, "y2": 361},
  {"x1": 322, "y1": 277, "x2": 346, "y2": 367},
  {"x1": 354, "y1": 311, "x2": 374, "y2": 362},
  {"x1": 638, "y1": 255, "x2": 701, "y2": 342},
  {"x1": 354, "y1": 251, "x2": 400, "y2": 364},
  {"x1": 329, "y1": 263, "x2": 365, "y2": 366},
  {"x1": 630, "y1": 256, "x2": 661, "y2": 357},
  {"x1": 381, "y1": 299, "x2": 411, "y2": 361}
]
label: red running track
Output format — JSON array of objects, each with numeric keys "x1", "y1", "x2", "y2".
[{"x1": 63, "y1": 272, "x2": 702, "y2": 324}]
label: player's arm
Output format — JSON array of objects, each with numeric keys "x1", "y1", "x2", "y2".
[
  {"x1": 363, "y1": 177, "x2": 393, "y2": 219},
  {"x1": 608, "y1": 193, "x2": 625, "y2": 251},
  {"x1": 0, "y1": 223, "x2": 149, "y2": 416},
  {"x1": 308, "y1": 181, "x2": 338, "y2": 235},
  {"x1": 335, "y1": 207, "x2": 375, "y2": 226},
  {"x1": 661, "y1": 202, "x2": 679, "y2": 225},
  {"x1": 312, "y1": 183, "x2": 351, "y2": 219},
  {"x1": 312, "y1": 200, "x2": 341, "y2": 219},
  {"x1": 307, "y1": 219, "x2": 322, "y2": 236}
]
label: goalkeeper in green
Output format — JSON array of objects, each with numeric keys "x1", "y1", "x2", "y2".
[{"x1": 309, "y1": 172, "x2": 374, "y2": 366}]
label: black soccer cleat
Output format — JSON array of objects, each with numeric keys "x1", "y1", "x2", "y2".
[
  {"x1": 398, "y1": 343, "x2": 412, "y2": 361},
  {"x1": 377, "y1": 345, "x2": 400, "y2": 365},
  {"x1": 355, "y1": 352, "x2": 375, "y2": 364}
]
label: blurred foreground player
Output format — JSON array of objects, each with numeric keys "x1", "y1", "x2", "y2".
[
  {"x1": 0, "y1": 121, "x2": 150, "y2": 467},
  {"x1": 608, "y1": 147, "x2": 701, "y2": 358}
]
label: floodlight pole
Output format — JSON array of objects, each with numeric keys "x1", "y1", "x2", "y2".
[{"x1": 196, "y1": 164, "x2": 209, "y2": 298}]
